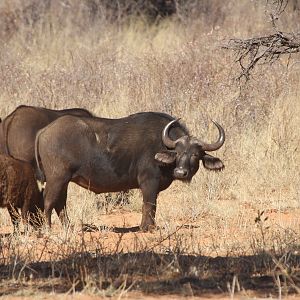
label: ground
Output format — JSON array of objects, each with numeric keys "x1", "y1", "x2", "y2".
[{"x1": 1, "y1": 203, "x2": 300, "y2": 299}]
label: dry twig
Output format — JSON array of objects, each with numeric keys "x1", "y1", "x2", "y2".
[
  {"x1": 224, "y1": 31, "x2": 300, "y2": 81},
  {"x1": 223, "y1": 0, "x2": 300, "y2": 81}
]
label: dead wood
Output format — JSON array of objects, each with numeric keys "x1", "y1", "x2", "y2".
[
  {"x1": 223, "y1": 0, "x2": 300, "y2": 81},
  {"x1": 224, "y1": 31, "x2": 300, "y2": 81}
]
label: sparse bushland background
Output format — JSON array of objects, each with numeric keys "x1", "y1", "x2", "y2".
[{"x1": 0, "y1": 0, "x2": 300, "y2": 298}]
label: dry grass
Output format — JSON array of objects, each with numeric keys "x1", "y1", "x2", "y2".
[{"x1": 0, "y1": 0, "x2": 300, "y2": 298}]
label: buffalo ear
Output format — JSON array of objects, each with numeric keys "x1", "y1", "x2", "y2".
[
  {"x1": 202, "y1": 154, "x2": 224, "y2": 171},
  {"x1": 155, "y1": 151, "x2": 177, "y2": 165}
]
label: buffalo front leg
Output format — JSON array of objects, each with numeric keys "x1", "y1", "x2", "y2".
[{"x1": 139, "y1": 179, "x2": 159, "y2": 232}]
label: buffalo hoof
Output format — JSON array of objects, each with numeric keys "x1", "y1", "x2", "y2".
[{"x1": 139, "y1": 223, "x2": 156, "y2": 232}]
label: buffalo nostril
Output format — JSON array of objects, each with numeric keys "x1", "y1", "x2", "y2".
[{"x1": 175, "y1": 168, "x2": 188, "y2": 178}]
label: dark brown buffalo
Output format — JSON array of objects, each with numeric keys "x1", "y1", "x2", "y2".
[
  {"x1": 0, "y1": 105, "x2": 93, "y2": 166},
  {"x1": 0, "y1": 154, "x2": 44, "y2": 231},
  {"x1": 35, "y1": 112, "x2": 225, "y2": 231}
]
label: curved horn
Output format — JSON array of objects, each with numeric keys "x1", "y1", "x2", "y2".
[
  {"x1": 196, "y1": 121, "x2": 225, "y2": 151},
  {"x1": 162, "y1": 118, "x2": 181, "y2": 149}
]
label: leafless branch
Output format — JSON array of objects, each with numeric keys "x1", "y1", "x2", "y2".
[
  {"x1": 223, "y1": 0, "x2": 300, "y2": 81},
  {"x1": 223, "y1": 31, "x2": 300, "y2": 81},
  {"x1": 266, "y1": 0, "x2": 289, "y2": 16}
]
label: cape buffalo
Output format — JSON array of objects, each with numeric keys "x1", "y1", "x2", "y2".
[
  {"x1": 0, "y1": 154, "x2": 44, "y2": 231},
  {"x1": 0, "y1": 105, "x2": 93, "y2": 166},
  {"x1": 35, "y1": 112, "x2": 225, "y2": 231}
]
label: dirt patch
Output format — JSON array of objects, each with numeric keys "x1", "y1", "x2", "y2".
[{"x1": 1, "y1": 207, "x2": 300, "y2": 298}]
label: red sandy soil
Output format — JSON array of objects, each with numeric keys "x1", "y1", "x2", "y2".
[
  {"x1": 1, "y1": 206, "x2": 300, "y2": 299},
  {"x1": 30, "y1": 207, "x2": 300, "y2": 259},
  {"x1": 1, "y1": 206, "x2": 300, "y2": 263}
]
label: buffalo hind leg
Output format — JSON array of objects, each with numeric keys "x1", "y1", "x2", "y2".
[
  {"x1": 44, "y1": 176, "x2": 70, "y2": 228},
  {"x1": 21, "y1": 206, "x2": 32, "y2": 233},
  {"x1": 54, "y1": 183, "x2": 70, "y2": 228},
  {"x1": 139, "y1": 179, "x2": 159, "y2": 232},
  {"x1": 7, "y1": 204, "x2": 21, "y2": 233}
]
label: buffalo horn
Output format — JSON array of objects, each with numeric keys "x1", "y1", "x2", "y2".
[
  {"x1": 162, "y1": 118, "x2": 180, "y2": 149},
  {"x1": 195, "y1": 121, "x2": 225, "y2": 151}
]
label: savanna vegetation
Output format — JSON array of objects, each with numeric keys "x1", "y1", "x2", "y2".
[{"x1": 0, "y1": 0, "x2": 299, "y2": 298}]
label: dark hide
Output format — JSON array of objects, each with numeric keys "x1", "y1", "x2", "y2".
[
  {"x1": 35, "y1": 112, "x2": 225, "y2": 231},
  {"x1": 0, "y1": 105, "x2": 93, "y2": 166},
  {"x1": 0, "y1": 154, "x2": 44, "y2": 231}
]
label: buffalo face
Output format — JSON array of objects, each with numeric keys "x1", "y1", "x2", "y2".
[{"x1": 155, "y1": 119, "x2": 225, "y2": 181}]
